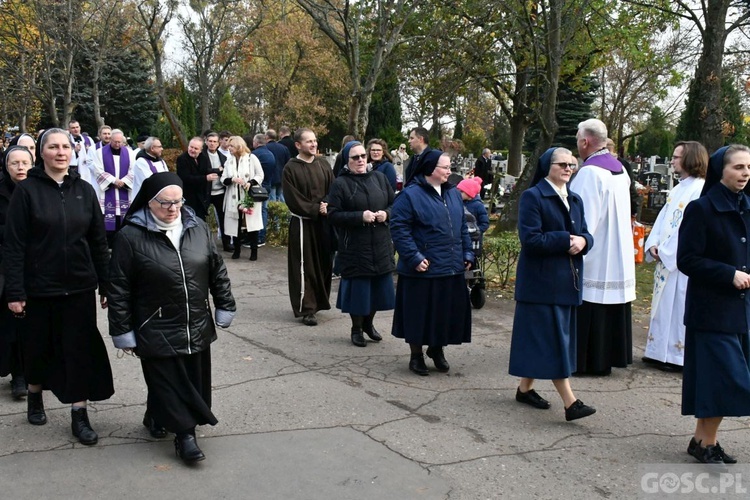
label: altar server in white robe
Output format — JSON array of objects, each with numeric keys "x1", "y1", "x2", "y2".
[
  {"x1": 132, "y1": 137, "x2": 169, "y2": 200},
  {"x1": 643, "y1": 141, "x2": 707, "y2": 371},
  {"x1": 570, "y1": 119, "x2": 636, "y2": 375}
]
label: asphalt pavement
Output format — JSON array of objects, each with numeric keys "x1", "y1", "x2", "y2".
[{"x1": 1, "y1": 244, "x2": 748, "y2": 499}]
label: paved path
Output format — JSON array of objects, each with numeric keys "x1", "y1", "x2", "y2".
[{"x1": 0, "y1": 245, "x2": 748, "y2": 499}]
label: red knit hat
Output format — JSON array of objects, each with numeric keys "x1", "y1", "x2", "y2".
[{"x1": 457, "y1": 177, "x2": 482, "y2": 198}]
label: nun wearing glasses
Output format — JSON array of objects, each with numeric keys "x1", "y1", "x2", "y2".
[
  {"x1": 509, "y1": 147, "x2": 596, "y2": 422},
  {"x1": 108, "y1": 172, "x2": 236, "y2": 464}
]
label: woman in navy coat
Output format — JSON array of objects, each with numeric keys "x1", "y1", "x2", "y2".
[
  {"x1": 390, "y1": 150, "x2": 473, "y2": 375},
  {"x1": 509, "y1": 147, "x2": 596, "y2": 421},
  {"x1": 677, "y1": 144, "x2": 750, "y2": 465}
]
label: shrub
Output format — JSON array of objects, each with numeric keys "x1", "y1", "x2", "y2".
[
  {"x1": 481, "y1": 231, "x2": 521, "y2": 288},
  {"x1": 266, "y1": 201, "x2": 291, "y2": 246}
]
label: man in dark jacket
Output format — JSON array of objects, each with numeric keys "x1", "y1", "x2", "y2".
[
  {"x1": 473, "y1": 148, "x2": 493, "y2": 199},
  {"x1": 278, "y1": 126, "x2": 298, "y2": 158},
  {"x1": 252, "y1": 134, "x2": 276, "y2": 246},
  {"x1": 265, "y1": 129, "x2": 291, "y2": 202},
  {"x1": 404, "y1": 127, "x2": 432, "y2": 185},
  {"x1": 176, "y1": 137, "x2": 217, "y2": 221}
]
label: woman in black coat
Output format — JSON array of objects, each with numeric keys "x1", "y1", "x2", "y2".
[
  {"x1": 677, "y1": 144, "x2": 750, "y2": 465},
  {"x1": 328, "y1": 141, "x2": 395, "y2": 347},
  {"x1": 108, "y1": 172, "x2": 236, "y2": 464},
  {"x1": 0, "y1": 146, "x2": 33, "y2": 400},
  {"x1": 3, "y1": 129, "x2": 113, "y2": 445},
  {"x1": 509, "y1": 147, "x2": 596, "y2": 421}
]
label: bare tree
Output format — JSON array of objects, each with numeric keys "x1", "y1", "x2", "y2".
[
  {"x1": 295, "y1": 0, "x2": 416, "y2": 137},
  {"x1": 133, "y1": 0, "x2": 188, "y2": 149},
  {"x1": 179, "y1": 0, "x2": 264, "y2": 133}
]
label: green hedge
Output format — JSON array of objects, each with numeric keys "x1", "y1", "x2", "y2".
[
  {"x1": 266, "y1": 201, "x2": 291, "y2": 246},
  {"x1": 480, "y1": 231, "x2": 521, "y2": 288}
]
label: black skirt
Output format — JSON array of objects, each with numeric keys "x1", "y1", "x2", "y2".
[
  {"x1": 141, "y1": 348, "x2": 218, "y2": 433},
  {"x1": 21, "y1": 291, "x2": 114, "y2": 404},
  {"x1": 391, "y1": 274, "x2": 471, "y2": 346},
  {"x1": 0, "y1": 302, "x2": 23, "y2": 377},
  {"x1": 575, "y1": 301, "x2": 633, "y2": 375}
]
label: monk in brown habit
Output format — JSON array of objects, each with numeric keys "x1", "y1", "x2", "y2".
[{"x1": 282, "y1": 128, "x2": 334, "y2": 326}]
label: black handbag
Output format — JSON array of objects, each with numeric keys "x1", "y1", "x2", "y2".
[{"x1": 249, "y1": 185, "x2": 269, "y2": 202}]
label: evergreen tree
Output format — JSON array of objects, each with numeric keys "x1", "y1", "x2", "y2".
[
  {"x1": 175, "y1": 82, "x2": 197, "y2": 140},
  {"x1": 73, "y1": 48, "x2": 159, "y2": 135},
  {"x1": 524, "y1": 77, "x2": 597, "y2": 152},
  {"x1": 454, "y1": 106, "x2": 464, "y2": 139},
  {"x1": 366, "y1": 67, "x2": 403, "y2": 141},
  {"x1": 639, "y1": 106, "x2": 673, "y2": 157},
  {"x1": 213, "y1": 90, "x2": 248, "y2": 136},
  {"x1": 677, "y1": 73, "x2": 748, "y2": 146}
]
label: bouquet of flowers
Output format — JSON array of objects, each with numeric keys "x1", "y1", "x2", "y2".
[{"x1": 239, "y1": 188, "x2": 254, "y2": 215}]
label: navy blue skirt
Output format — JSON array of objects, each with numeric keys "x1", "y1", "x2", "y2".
[
  {"x1": 391, "y1": 274, "x2": 471, "y2": 346},
  {"x1": 336, "y1": 273, "x2": 396, "y2": 315},
  {"x1": 682, "y1": 328, "x2": 750, "y2": 418},
  {"x1": 509, "y1": 302, "x2": 576, "y2": 379}
]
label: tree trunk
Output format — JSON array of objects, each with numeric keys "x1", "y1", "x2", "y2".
[
  {"x1": 695, "y1": 0, "x2": 730, "y2": 153},
  {"x1": 152, "y1": 42, "x2": 187, "y2": 149},
  {"x1": 356, "y1": 91, "x2": 372, "y2": 139},
  {"x1": 348, "y1": 94, "x2": 361, "y2": 138},
  {"x1": 92, "y1": 61, "x2": 103, "y2": 128},
  {"x1": 506, "y1": 116, "x2": 526, "y2": 177}
]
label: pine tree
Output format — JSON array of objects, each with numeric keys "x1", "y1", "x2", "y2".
[{"x1": 213, "y1": 90, "x2": 247, "y2": 136}]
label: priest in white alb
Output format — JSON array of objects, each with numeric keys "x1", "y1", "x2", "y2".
[
  {"x1": 91, "y1": 129, "x2": 135, "y2": 247},
  {"x1": 643, "y1": 141, "x2": 707, "y2": 371},
  {"x1": 570, "y1": 119, "x2": 636, "y2": 375}
]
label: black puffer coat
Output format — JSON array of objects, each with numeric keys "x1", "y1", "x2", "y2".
[
  {"x1": 108, "y1": 206, "x2": 235, "y2": 358},
  {"x1": 327, "y1": 167, "x2": 395, "y2": 278}
]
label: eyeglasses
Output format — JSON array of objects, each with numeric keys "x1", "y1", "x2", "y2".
[
  {"x1": 435, "y1": 165, "x2": 451, "y2": 171},
  {"x1": 553, "y1": 162, "x2": 578, "y2": 170},
  {"x1": 153, "y1": 197, "x2": 185, "y2": 209},
  {"x1": 369, "y1": 149, "x2": 383, "y2": 153},
  {"x1": 349, "y1": 154, "x2": 367, "y2": 160}
]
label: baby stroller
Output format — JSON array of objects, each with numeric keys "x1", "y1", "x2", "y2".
[{"x1": 464, "y1": 207, "x2": 486, "y2": 309}]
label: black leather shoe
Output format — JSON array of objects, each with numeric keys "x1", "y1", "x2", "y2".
[
  {"x1": 363, "y1": 324, "x2": 382, "y2": 342},
  {"x1": 689, "y1": 437, "x2": 737, "y2": 464},
  {"x1": 71, "y1": 407, "x2": 98, "y2": 445},
  {"x1": 249, "y1": 249, "x2": 258, "y2": 261},
  {"x1": 174, "y1": 433, "x2": 206, "y2": 464},
  {"x1": 426, "y1": 346, "x2": 450, "y2": 372},
  {"x1": 657, "y1": 363, "x2": 683, "y2": 373},
  {"x1": 515, "y1": 388, "x2": 551, "y2": 409},
  {"x1": 696, "y1": 444, "x2": 727, "y2": 467},
  {"x1": 565, "y1": 399, "x2": 596, "y2": 421},
  {"x1": 351, "y1": 329, "x2": 367, "y2": 347},
  {"x1": 11, "y1": 375, "x2": 27, "y2": 400},
  {"x1": 143, "y1": 412, "x2": 168, "y2": 439},
  {"x1": 27, "y1": 391, "x2": 47, "y2": 425},
  {"x1": 302, "y1": 314, "x2": 317, "y2": 326},
  {"x1": 409, "y1": 354, "x2": 429, "y2": 376}
]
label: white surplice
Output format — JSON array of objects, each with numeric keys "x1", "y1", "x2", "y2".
[
  {"x1": 569, "y1": 163, "x2": 636, "y2": 304},
  {"x1": 643, "y1": 176, "x2": 705, "y2": 365}
]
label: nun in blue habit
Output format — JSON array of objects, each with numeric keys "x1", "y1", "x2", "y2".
[
  {"x1": 677, "y1": 144, "x2": 750, "y2": 465},
  {"x1": 508, "y1": 147, "x2": 597, "y2": 421}
]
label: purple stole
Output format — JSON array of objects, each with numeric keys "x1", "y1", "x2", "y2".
[
  {"x1": 582, "y1": 149, "x2": 623, "y2": 173},
  {"x1": 145, "y1": 158, "x2": 160, "y2": 174},
  {"x1": 101, "y1": 145, "x2": 130, "y2": 231}
]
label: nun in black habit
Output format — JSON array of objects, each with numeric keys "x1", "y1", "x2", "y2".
[{"x1": 108, "y1": 172, "x2": 236, "y2": 464}]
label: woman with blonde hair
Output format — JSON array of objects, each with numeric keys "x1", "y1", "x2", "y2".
[{"x1": 221, "y1": 136, "x2": 264, "y2": 260}]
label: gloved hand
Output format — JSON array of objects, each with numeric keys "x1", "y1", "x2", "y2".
[{"x1": 215, "y1": 309, "x2": 235, "y2": 328}]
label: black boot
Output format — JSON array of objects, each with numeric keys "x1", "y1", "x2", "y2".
[
  {"x1": 71, "y1": 407, "x2": 98, "y2": 445},
  {"x1": 351, "y1": 328, "x2": 367, "y2": 347},
  {"x1": 221, "y1": 234, "x2": 234, "y2": 252},
  {"x1": 362, "y1": 313, "x2": 382, "y2": 342},
  {"x1": 143, "y1": 410, "x2": 168, "y2": 439},
  {"x1": 409, "y1": 353, "x2": 429, "y2": 376},
  {"x1": 426, "y1": 346, "x2": 450, "y2": 372},
  {"x1": 231, "y1": 243, "x2": 241, "y2": 259},
  {"x1": 249, "y1": 231, "x2": 259, "y2": 261},
  {"x1": 11, "y1": 374, "x2": 27, "y2": 400},
  {"x1": 174, "y1": 431, "x2": 205, "y2": 464},
  {"x1": 27, "y1": 391, "x2": 47, "y2": 425}
]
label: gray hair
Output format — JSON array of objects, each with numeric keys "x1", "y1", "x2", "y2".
[
  {"x1": 551, "y1": 148, "x2": 573, "y2": 163},
  {"x1": 144, "y1": 136, "x2": 160, "y2": 151},
  {"x1": 254, "y1": 134, "x2": 267, "y2": 146},
  {"x1": 110, "y1": 128, "x2": 125, "y2": 139},
  {"x1": 577, "y1": 119, "x2": 607, "y2": 147},
  {"x1": 482, "y1": 148, "x2": 491, "y2": 155}
]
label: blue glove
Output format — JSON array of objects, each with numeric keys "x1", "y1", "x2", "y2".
[{"x1": 215, "y1": 309, "x2": 235, "y2": 328}]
